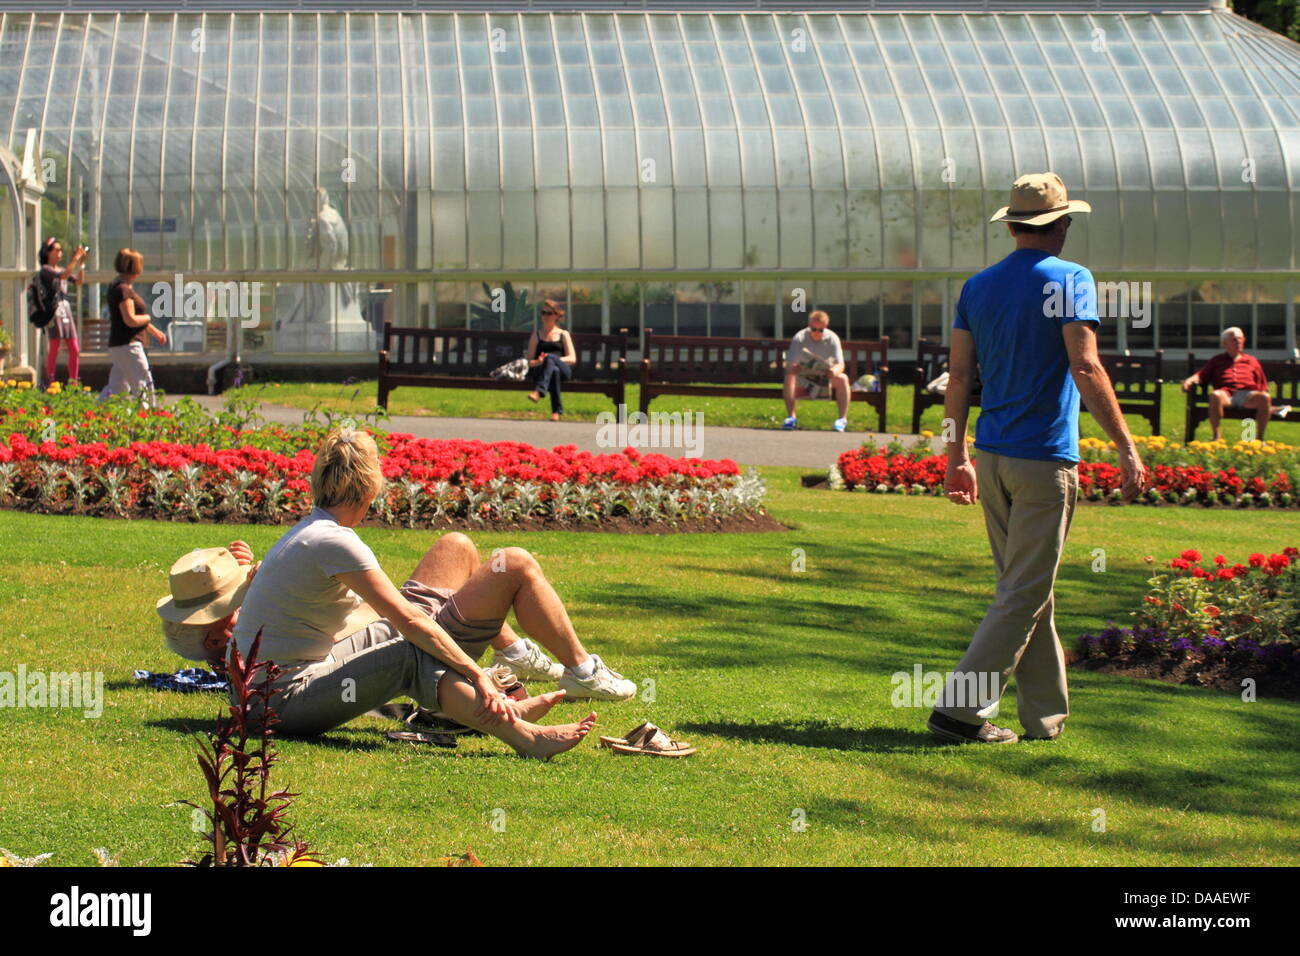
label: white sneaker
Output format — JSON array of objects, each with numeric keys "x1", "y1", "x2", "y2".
[
  {"x1": 492, "y1": 639, "x2": 563, "y2": 682},
  {"x1": 782, "y1": 416, "x2": 798, "y2": 430},
  {"x1": 558, "y1": 654, "x2": 636, "y2": 701},
  {"x1": 1274, "y1": 405, "x2": 1292, "y2": 420},
  {"x1": 832, "y1": 417, "x2": 847, "y2": 432}
]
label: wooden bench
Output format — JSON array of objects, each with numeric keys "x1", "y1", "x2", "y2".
[
  {"x1": 377, "y1": 323, "x2": 630, "y2": 411},
  {"x1": 911, "y1": 338, "x2": 1165, "y2": 435},
  {"x1": 1183, "y1": 353, "x2": 1300, "y2": 442},
  {"x1": 637, "y1": 330, "x2": 889, "y2": 432}
]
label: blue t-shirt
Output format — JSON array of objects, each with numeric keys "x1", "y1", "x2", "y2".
[{"x1": 953, "y1": 249, "x2": 1100, "y2": 463}]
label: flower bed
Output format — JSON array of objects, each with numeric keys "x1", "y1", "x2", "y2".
[
  {"x1": 1075, "y1": 547, "x2": 1300, "y2": 698},
  {"x1": 0, "y1": 385, "x2": 770, "y2": 530},
  {"x1": 829, "y1": 435, "x2": 1300, "y2": 507},
  {"x1": 829, "y1": 441, "x2": 947, "y2": 496}
]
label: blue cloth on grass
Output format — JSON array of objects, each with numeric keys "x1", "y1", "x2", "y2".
[{"x1": 133, "y1": 668, "x2": 228, "y2": 693}]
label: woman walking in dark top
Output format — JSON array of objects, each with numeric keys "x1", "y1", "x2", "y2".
[
  {"x1": 99, "y1": 248, "x2": 166, "y2": 406},
  {"x1": 38, "y1": 236, "x2": 86, "y2": 386},
  {"x1": 526, "y1": 299, "x2": 576, "y2": 421}
]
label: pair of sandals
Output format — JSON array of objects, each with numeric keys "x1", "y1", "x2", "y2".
[{"x1": 599, "y1": 722, "x2": 695, "y2": 758}]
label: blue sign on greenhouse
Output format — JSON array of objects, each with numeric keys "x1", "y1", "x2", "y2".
[{"x1": 133, "y1": 218, "x2": 176, "y2": 233}]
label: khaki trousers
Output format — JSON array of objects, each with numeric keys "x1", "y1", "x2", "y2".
[{"x1": 934, "y1": 451, "x2": 1077, "y2": 738}]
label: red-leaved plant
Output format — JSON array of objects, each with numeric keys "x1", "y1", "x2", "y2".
[{"x1": 183, "y1": 629, "x2": 319, "y2": 867}]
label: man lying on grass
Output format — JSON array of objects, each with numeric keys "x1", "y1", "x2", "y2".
[{"x1": 156, "y1": 431, "x2": 635, "y2": 759}]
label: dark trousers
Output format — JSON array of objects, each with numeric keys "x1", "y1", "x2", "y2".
[{"x1": 533, "y1": 354, "x2": 572, "y2": 413}]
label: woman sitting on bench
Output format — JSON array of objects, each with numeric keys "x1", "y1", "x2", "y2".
[{"x1": 526, "y1": 299, "x2": 576, "y2": 421}]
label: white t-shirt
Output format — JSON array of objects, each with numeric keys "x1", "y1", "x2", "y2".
[{"x1": 232, "y1": 507, "x2": 381, "y2": 664}]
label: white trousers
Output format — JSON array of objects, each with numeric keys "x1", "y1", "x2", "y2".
[{"x1": 99, "y1": 341, "x2": 156, "y2": 407}]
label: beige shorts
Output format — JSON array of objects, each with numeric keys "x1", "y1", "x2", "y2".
[{"x1": 377, "y1": 578, "x2": 505, "y2": 656}]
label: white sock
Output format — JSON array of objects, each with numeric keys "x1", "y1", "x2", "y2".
[
  {"x1": 498, "y1": 639, "x2": 528, "y2": 660},
  {"x1": 570, "y1": 656, "x2": 597, "y2": 679}
]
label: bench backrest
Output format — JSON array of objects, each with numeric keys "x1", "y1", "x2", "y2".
[
  {"x1": 1099, "y1": 351, "x2": 1164, "y2": 401},
  {"x1": 383, "y1": 325, "x2": 629, "y2": 381},
  {"x1": 917, "y1": 339, "x2": 1161, "y2": 401},
  {"x1": 643, "y1": 330, "x2": 888, "y2": 384}
]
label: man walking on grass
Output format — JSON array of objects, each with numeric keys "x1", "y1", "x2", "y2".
[{"x1": 929, "y1": 172, "x2": 1148, "y2": 745}]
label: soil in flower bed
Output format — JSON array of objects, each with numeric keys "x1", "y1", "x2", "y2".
[
  {"x1": 1070, "y1": 649, "x2": 1300, "y2": 701},
  {"x1": 1, "y1": 501, "x2": 787, "y2": 535},
  {"x1": 803, "y1": 475, "x2": 1300, "y2": 510}
]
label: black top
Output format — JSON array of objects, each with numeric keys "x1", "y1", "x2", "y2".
[
  {"x1": 39, "y1": 264, "x2": 67, "y2": 303},
  {"x1": 107, "y1": 278, "x2": 149, "y2": 348},
  {"x1": 533, "y1": 335, "x2": 564, "y2": 359}
]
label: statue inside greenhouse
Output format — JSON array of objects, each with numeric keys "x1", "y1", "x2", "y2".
[{"x1": 274, "y1": 187, "x2": 371, "y2": 352}]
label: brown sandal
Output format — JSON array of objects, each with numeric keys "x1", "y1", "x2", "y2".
[
  {"x1": 609, "y1": 723, "x2": 695, "y2": 758},
  {"x1": 599, "y1": 722, "x2": 654, "y2": 750}
]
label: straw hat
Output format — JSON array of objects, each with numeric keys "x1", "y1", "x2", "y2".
[
  {"x1": 156, "y1": 547, "x2": 254, "y2": 626},
  {"x1": 990, "y1": 172, "x2": 1091, "y2": 226}
]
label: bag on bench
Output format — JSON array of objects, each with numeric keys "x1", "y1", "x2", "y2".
[{"x1": 489, "y1": 357, "x2": 528, "y2": 382}]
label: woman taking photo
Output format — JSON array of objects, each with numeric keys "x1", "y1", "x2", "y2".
[
  {"x1": 99, "y1": 248, "x2": 165, "y2": 405},
  {"x1": 229, "y1": 428, "x2": 598, "y2": 759},
  {"x1": 526, "y1": 299, "x2": 576, "y2": 421},
  {"x1": 38, "y1": 236, "x2": 85, "y2": 385}
]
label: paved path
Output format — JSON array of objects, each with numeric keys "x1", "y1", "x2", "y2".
[{"x1": 178, "y1": 394, "x2": 937, "y2": 468}]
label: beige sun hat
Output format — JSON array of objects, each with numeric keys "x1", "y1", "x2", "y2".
[
  {"x1": 156, "y1": 547, "x2": 254, "y2": 626},
  {"x1": 990, "y1": 172, "x2": 1091, "y2": 226}
]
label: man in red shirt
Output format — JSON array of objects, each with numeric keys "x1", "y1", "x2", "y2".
[{"x1": 1181, "y1": 327, "x2": 1290, "y2": 440}]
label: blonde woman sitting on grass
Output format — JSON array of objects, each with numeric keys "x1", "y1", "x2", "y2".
[{"x1": 168, "y1": 429, "x2": 599, "y2": 759}]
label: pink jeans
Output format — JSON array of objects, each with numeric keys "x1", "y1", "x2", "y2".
[{"x1": 45, "y1": 336, "x2": 80, "y2": 383}]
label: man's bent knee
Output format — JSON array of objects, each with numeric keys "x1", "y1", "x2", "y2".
[
  {"x1": 439, "y1": 531, "x2": 478, "y2": 561},
  {"x1": 498, "y1": 546, "x2": 540, "y2": 579}
]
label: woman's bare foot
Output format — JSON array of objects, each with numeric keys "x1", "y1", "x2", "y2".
[
  {"x1": 515, "y1": 712, "x2": 597, "y2": 760},
  {"x1": 528, "y1": 391, "x2": 541, "y2": 403},
  {"x1": 515, "y1": 689, "x2": 566, "y2": 722},
  {"x1": 550, "y1": 412, "x2": 562, "y2": 422}
]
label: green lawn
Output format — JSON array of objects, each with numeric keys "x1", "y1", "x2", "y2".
[
  {"x1": 232, "y1": 379, "x2": 1300, "y2": 445},
  {"x1": 1, "y1": 474, "x2": 1297, "y2": 866}
]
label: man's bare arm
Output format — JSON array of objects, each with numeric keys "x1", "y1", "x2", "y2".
[
  {"x1": 942, "y1": 328, "x2": 978, "y2": 504},
  {"x1": 1062, "y1": 322, "x2": 1147, "y2": 500}
]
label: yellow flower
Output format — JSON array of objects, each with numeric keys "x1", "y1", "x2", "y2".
[
  {"x1": 17, "y1": 381, "x2": 31, "y2": 389},
  {"x1": 921, "y1": 429, "x2": 934, "y2": 438}
]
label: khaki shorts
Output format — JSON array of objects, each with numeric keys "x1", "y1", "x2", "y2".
[{"x1": 377, "y1": 578, "x2": 505, "y2": 656}]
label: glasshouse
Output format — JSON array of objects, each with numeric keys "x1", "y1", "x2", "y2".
[{"x1": 0, "y1": 0, "x2": 1297, "y2": 383}]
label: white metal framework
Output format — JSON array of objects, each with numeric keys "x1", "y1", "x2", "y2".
[{"x1": 0, "y1": 3, "x2": 1295, "y2": 358}]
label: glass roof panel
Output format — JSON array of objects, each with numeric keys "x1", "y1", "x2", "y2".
[{"x1": 2, "y1": 8, "x2": 1292, "y2": 280}]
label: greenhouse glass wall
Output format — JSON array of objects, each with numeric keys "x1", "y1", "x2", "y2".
[{"x1": 0, "y1": 0, "x2": 1297, "y2": 376}]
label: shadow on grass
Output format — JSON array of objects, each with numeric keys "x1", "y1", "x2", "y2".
[
  {"x1": 144, "y1": 717, "x2": 391, "y2": 753},
  {"x1": 679, "y1": 719, "x2": 941, "y2": 754}
]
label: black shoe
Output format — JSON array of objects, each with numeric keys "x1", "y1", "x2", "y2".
[{"x1": 927, "y1": 710, "x2": 1019, "y2": 744}]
